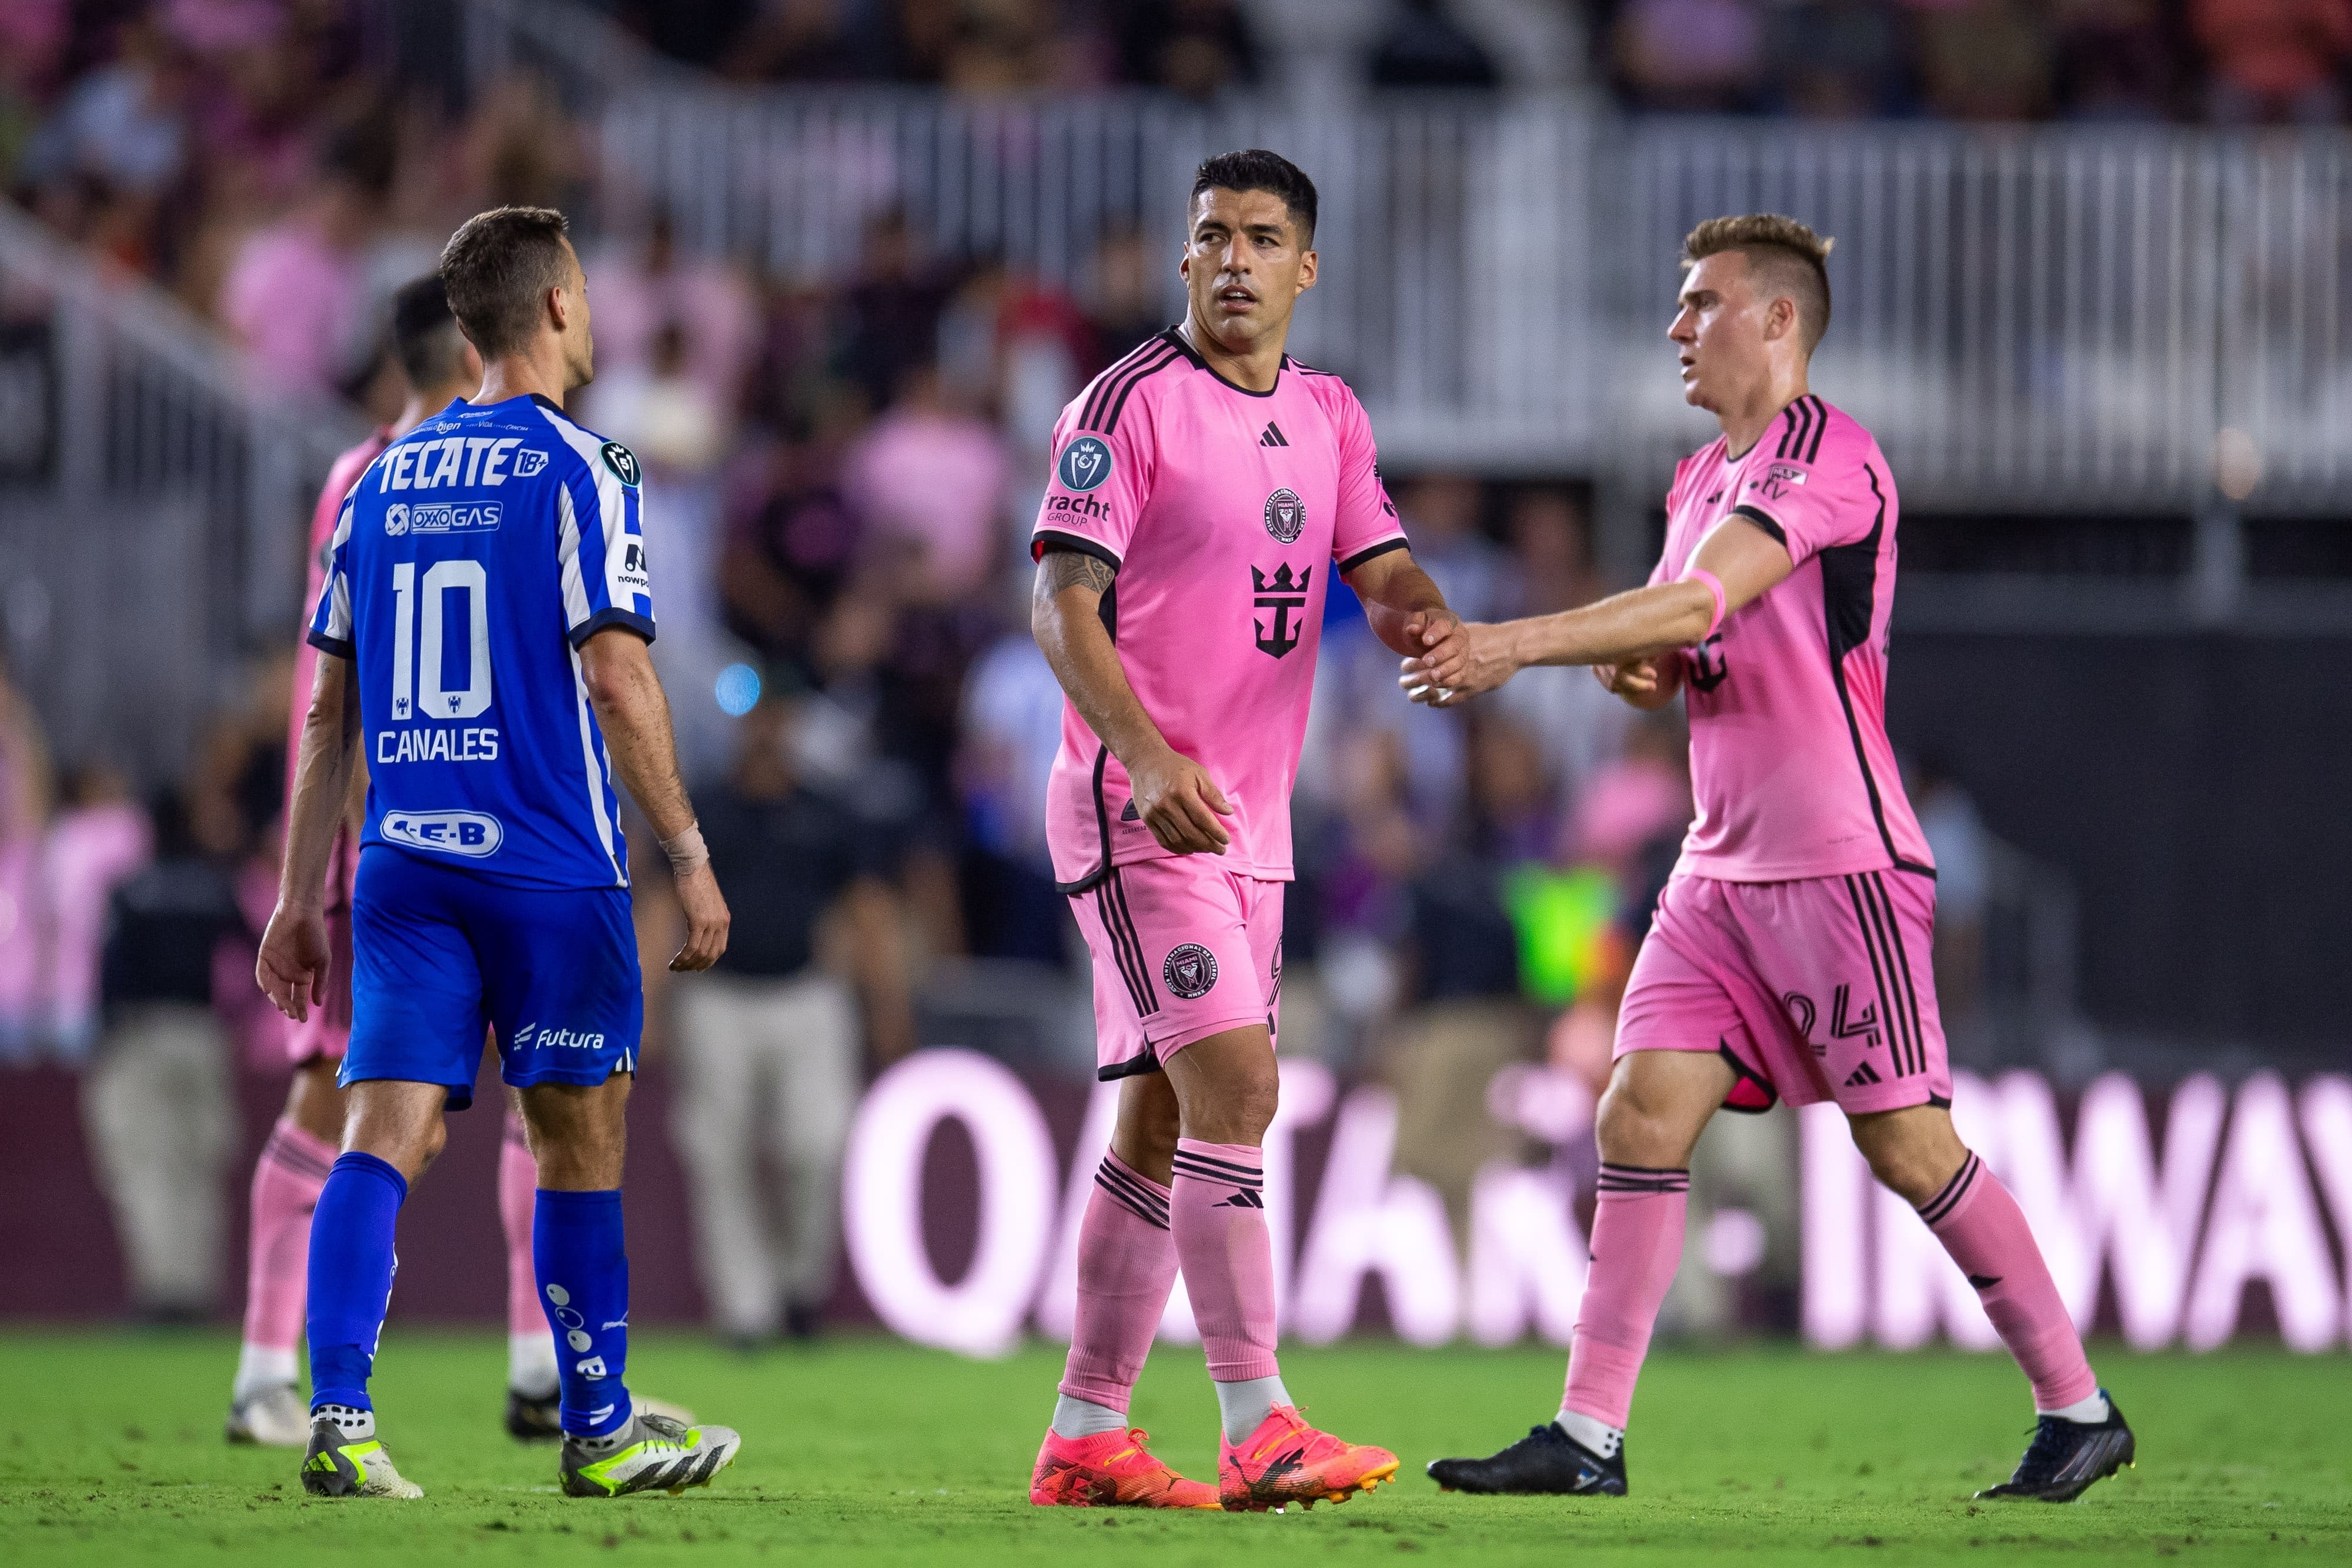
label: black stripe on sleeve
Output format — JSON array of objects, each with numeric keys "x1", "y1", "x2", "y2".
[
  {"x1": 1728, "y1": 504, "x2": 1786, "y2": 547},
  {"x1": 1805, "y1": 395, "x2": 1830, "y2": 463},
  {"x1": 1337, "y1": 536, "x2": 1411, "y2": 575},
  {"x1": 567, "y1": 606, "x2": 657, "y2": 649},
  {"x1": 1079, "y1": 335, "x2": 1175, "y2": 430},
  {"x1": 1097, "y1": 345, "x2": 1182, "y2": 434},
  {"x1": 1032, "y1": 530, "x2": 1122, "y2": 569},
  {"x1": 305, "y1": 630, "x2": 353, "y2": 660}
]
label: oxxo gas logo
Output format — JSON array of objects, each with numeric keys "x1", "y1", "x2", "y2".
[
  {"x1": 380, "y1": 809, "x2": 503, "y2": 857},
  {"x1": 1057, "y1": 435, "x2": 1113, "y2": 492}
]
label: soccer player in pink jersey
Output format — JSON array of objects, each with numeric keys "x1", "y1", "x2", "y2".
[
  {"x1": 1027, "y1": 150, "x2": 1465, "y2": 1512},
  {"x1": 1411, "y1": 215, "x2": 2134, "y2": 1504},
  {"x1": 227, "y1": 277, "x2": 674, "y2": 1448}
]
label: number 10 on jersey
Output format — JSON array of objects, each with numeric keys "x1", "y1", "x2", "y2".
[{"x1": 390, "y1": 560, "x2": 493, "y2": 721}]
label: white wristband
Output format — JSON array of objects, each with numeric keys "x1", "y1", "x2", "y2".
[{"x1": 660, "y1": 821, "x2": 709, "y2": 879}]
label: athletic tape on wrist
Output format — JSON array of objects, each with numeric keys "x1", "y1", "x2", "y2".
[
  {"x1": 660, "y1": 822, "x2": 708, "y2": 879},
  {"x1": 1682, "y1": 566, "x2": 1727, "y2": 642}
]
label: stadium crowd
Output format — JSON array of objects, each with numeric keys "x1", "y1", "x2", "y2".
[{"x1": 0, "y1": 0, "x2": 2012, "y2": 1337}]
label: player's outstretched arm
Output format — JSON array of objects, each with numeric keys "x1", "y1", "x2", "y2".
[
  {"x1": 1030, "y1": 547, "x2": 1231, "y2": 855},
  {"x1": 578, "y1": 627, "x2": 731, "y2": 972},
  {"x1": 1399, "y1": 515, "x2": 1794, "y2": 708},
  {"x1": 1344, "y1": 547, "x2": 1465, "y2": 667},
  {"x1": 258, "y1": 652, "x2": 362, "y2": 1021}
]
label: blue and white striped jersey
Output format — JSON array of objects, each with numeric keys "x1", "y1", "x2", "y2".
[{"x1": 309, "y1": 394, "x2": 653, "y2": 890}]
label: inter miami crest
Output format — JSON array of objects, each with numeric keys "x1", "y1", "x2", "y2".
[
  {"x1": 1251, "y1": 563, "x2": 1311, "y2": 658},
  {"x1": 600, "y1": 440, "x2": 642, "y2": 487},
  {"x1": 1163, "y1": 943, "x2": 1218, "y2": 999},
  {"x1": 1058, "y1": 434, "x2": 1113, "y2": 492},
  {"x1": 1264, "y1": 487, "x2": 1306, "y2": 544}
]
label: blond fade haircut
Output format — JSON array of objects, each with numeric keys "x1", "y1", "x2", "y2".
[{"x1": 1682, "y1": 213, "x2": 1835, "y2": 356}]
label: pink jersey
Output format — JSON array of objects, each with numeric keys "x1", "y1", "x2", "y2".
[
  {"x1": 286, "y1": 429, "x2": 387, "y2": 902},
  {"x1": 1652, "y1": 394, "x2": 1933, "y2": 882},
  {"x1": 1031, "y1": 329, "x2": 1409, "y2": 887}
]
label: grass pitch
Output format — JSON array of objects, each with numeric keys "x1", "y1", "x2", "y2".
[{"x1": 1, "y1": 1330, "x2": 2343, "y2": 1566}]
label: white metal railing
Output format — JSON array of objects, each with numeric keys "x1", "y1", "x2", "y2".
[
  {"x1": 582, "y1": 86, "x2": 2352, "y2": 517},
  {"x1": 0, "y1": 202, "x2": 365, "y2": 778}
]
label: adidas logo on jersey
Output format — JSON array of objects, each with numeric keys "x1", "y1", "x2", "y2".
[{"x1": 1259, "y1": 422, "x2": 1289, "y2": 447}]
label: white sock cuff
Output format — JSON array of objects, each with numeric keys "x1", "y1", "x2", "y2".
[
  {"x1": 233, "y1": 1343, "x2": 300, "y2": 1400},
  {"x1": 1050, "y1": 1394, "x2": 1130, "y2": 1439},
  {"x1": 1213, "y1": 1374, "x2": 1291, "y2": 1443},
  {"x1": 1556, "y1": 1407, "x2": 1625, "y2": 1459},
  {"x1": 508, "y1": 1331, "x2": 559, "y2": 1396},
  {"x1": 2039, "y1": 1390, "x2": 2109, "y2": 1424}
]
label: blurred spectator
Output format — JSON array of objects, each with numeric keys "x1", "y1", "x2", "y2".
[
  {"x1": 18, "y1": 10, "x2": 188, "y2": 201},
  {"x1": 0, "y1": 659, "x2": 54, "y2": 1057},
  {"x1": 1612, "y1": 0, "x2": 1765, "y2": 113},
  {"x1": 587, "y1": 210, "x2": 760, "y2": 423},
  {"x1": 1369, "y1": 0, "x2": 1502, "y2": 89},
  {"x1": 1107, "y1": 0, "x2": 1259, "y2": 99},
  {"x1": 592, "y1": 320, "x2": 733, "y2": 479},
  {"x1": 217, "y1": 113, "x2": 393, "y2": 394},
  {"x1": 1083, "y1": 223, "x2": 1173, "y2": 373},
  {"x1": 955, "y1": 628, "x2": 1069, "y2": 964},
  {"x1": 1396, "y1": 474, "x2": 1506, "y2": 622},
  {"x1": 2053, "y1": 0, "x2": 2180, "y2": 120},
  {"x1": 720, "y1": 416, "x2": 867, "y2": 678},
  {"x1": 32, "y1": 763, "x2": 151, "y2": 1061},
  {"x1": 2194, "y1": 0, "x2": 2352, "y2": 123},
  {"x1": 1912, "y1": 756, "x2": 1991, "y2": 1033},
  {"x1": 1766, "y1": 0, "x2": 1911, "y2": 118},
  {"x1": 1916, "y1": 0, "x2": 2055, "y2": 121},
  {"x1": 723, "y1": 0, "x2": 883, "y2": 83},
  {"x1": 842, "y1": 363, "x2": 1010, "y2": 603},
  {"x1": 82, "y1": 788, "x2": 243, "y2": 1322},
  {"x1": 669, "y1": 700, "x2": 912, "y2": 1345},
  {"x1": 839, "y1": 208, "x2": 953, "y2": 411}
]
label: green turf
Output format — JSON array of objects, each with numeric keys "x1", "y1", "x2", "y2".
[{"x1": 0, "y1": 1330, "x2": 2343, "y2": 1565}]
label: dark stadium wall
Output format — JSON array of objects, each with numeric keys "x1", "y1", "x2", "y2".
[{"x1": 1886, "y1": 633, "x2": 2352, "y2": 1061}]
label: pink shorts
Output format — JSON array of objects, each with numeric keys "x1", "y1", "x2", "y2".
[
  {"x1": 1068, "y1": 856, "x2": 1282, "y2": 1081},
  {"x1": 1616, "y1": 868, "x2": 1950, "y2": 1116}
]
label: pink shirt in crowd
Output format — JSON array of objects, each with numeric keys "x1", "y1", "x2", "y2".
[
  {"x1": 1652, "y1": 394, "x2": 1933, "y2": 883},
  {"x1": 1030, "y1": 330, "x2": 1409, "y2": 888}
]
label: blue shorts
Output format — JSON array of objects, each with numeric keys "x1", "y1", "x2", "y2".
[{"x1": 346, "y1": 847, "x2": 642, "y2": 1110}]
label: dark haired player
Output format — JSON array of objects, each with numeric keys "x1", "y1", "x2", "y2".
[
  {"x1": 1411, "y1": 215, "x2": 2133, "y2": 1503},
  {"x1": 258, "y1": 207, "x2": 740, "y2": 1499},
  {"x1": 1027, "y1": 150, "x2": 1465, "y2": 1512}
]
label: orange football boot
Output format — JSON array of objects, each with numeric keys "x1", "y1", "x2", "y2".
[
  {"x1": 1218, "y1": 1405, "x2": 1399, "y2": 1512},
  {"x1": 1030, "y1": 1426, "x2": 1220, "y2": 1509}
]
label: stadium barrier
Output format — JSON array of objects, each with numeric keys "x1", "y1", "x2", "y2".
[
  {"x1": 840, "y1": 1051, "x2": 2350, "y2": 1357},
  {"x1": 6, "y1": 1052, "x2": 2344, "y2": 1352}
]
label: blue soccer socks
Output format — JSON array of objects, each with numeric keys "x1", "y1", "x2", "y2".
[
  {"x1": 305, "y1": 1152, "x2": 408, "y2": 1413},
  {"x1": 533, "y1": 1188, "x2": 633, "y2": 1440}
]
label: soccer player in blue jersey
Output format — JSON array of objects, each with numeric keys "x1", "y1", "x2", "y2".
[{"x1": 257, "y1": 206, "x2": 741, "y2": 1500}]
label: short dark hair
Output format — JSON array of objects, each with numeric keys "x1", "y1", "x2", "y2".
[
  {"x1": 438, "y1": 206, "x2": 574, "y2": 360},
  {"x1": 389, "y1": 274, "x2": 466, "y2": 389},
  {"x1": 1682, "y1": 213, "x2": 1833, "y2": 355},
  {"x1": 1191, "y1": 149, "x2": 1318, "y2": 246}
]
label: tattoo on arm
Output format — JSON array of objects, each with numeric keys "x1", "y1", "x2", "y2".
[{"x1": 1038, "y1": 549, "x2": 1116, "y2": 601}]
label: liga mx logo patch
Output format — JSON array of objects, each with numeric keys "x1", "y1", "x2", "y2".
[
  {"x1": 384, "y1": 503, "x2": 409, "y2": 536},
  {"x1": 1264, "y1": 487, "x2": 1306, "y2": 544},
  {"x1": 1058, "y1": 434, "x2": 1113, "y2": 492},
  {"x1": 600, "y1": 440, "x2": 641, "y2": 487},
  {"x1": 1163, "y1": 943, "x2": 1218, "y2": 1000}
]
